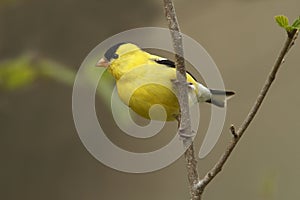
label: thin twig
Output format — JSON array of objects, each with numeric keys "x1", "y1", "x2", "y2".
[
  {"x1": 163, "y1": 0, "x2": 201, "y2": 199},
  {"x1": 196, "y1": 29, "x2": 299, "y2": 194}
]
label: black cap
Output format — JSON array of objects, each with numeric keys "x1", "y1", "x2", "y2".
[{"x1": 104, "y1": 42, "x2": 127, "y2": 61}]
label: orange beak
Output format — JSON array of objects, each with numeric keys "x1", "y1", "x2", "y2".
[{"x1": 96, "y1": 57, "x2": 109, "y2": 67}]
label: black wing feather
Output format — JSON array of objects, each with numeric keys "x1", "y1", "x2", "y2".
[
  {"x1": 154, "y1": 58, "x2": 198, "y2": 81},
  {"x1": 154, "y1": 59, "x2": 175, "y2": 67}
]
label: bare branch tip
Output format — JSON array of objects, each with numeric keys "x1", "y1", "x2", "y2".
[{"x1": 230, "y1": 124, "x2": 238, "y2": 138}]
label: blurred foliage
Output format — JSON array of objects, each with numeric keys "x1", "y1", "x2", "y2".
[
  {"x1": 0, "y1": 54, "x2": 132, "y2": 123},
  {"x1": 39, "y1": 58, "x2": 76, "y2": 86},
  {"x1": 0, "y1": 55, "x2": 38, "y2": 90},
  {"x1": 0, "y1": 54, "x2": 75, "y2": 90},
  {"x1": 0, "y1": 53, "x2": 112, "y2": 95}
]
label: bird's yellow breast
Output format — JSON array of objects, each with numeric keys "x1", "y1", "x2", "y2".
[{"x1": 116, "y1": 64, "x2": 181, "y2": 121}]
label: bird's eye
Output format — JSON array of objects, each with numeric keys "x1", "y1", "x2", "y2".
[{"x1": 112, "y1": 54, "x2": 119, "y2": 59}]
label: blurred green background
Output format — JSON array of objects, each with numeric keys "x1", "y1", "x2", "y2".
[{"x1": 1, "y1": 0, "x2": 300, "y2": 199}]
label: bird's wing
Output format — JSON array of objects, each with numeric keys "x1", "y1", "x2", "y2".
[
  {"x1": 150, "y1": 57, "x2": 200, "y2": 105},
  {"x1": 151, "y1": 57, "x2": 199, "y2": 83}
]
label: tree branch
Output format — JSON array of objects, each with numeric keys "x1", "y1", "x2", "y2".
[
  {"x1": 196, "y1": 29, "x2": 299, "y2": 194},
  {"x1": 163, "y1": 1, "x2": 299, "y2": 199},
  {"x1": 163, "y1": 0, "x2": 201, "y2": 199}
]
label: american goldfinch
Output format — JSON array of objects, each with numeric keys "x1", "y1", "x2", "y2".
[{"x1": 96, "y1": 42, "x2": 234, "y2": 121}]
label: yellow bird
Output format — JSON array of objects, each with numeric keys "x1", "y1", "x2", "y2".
[{"x1": 97, "y1": 42, "x2": 234, "y2": 121}]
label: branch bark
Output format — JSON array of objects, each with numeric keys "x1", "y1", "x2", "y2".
[{"x1": 163, "y1": 0, "x2": 201, "y2": 199}]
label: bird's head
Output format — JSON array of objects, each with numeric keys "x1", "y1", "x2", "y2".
[{"x1": 96, "y1": 42, "x2": 148, "y2": 79}]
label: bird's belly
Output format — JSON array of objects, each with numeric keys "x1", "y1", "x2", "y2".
[{"x1": 118, "y1": 83, "x2": 180, "y2": 121}]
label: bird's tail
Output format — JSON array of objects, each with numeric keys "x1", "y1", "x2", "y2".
[{"x1": 206, "y1": 89, "x2": 235, "y2": 107}]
